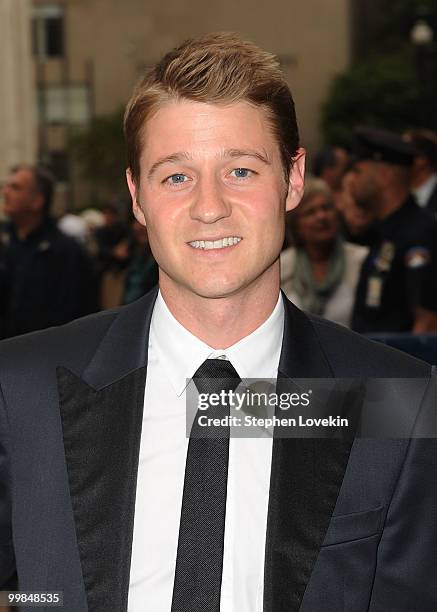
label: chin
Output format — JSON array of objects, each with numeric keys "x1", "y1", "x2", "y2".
[{"x1": 187, "y1": 276, "x2": 250, "y2": 300}]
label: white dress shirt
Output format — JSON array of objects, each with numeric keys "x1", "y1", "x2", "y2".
[
  {"x1": 128, "y1": 291, "x2": 284, "y2": 611},
  {"x1": 413, "y1": 173, "x2": 437, "y2": 208}
]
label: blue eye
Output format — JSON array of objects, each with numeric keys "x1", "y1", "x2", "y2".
[
  {"x1": 231, "y1": 168, "x2": 251, "y2": 179},
  {"x1": 167, "y1": 174, "x2": 187, "y2": 184}
]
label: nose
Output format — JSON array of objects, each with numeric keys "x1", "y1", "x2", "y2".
[
  {"x1": 315, "y1": 207, "x2": 330, "y2": 222},
  {"x1": 189, "y1": 176, "x2": 231, "y2": 224}
]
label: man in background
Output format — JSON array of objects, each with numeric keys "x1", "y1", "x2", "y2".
[
  {"x1": 349, "y1": 127, "x2": 437, "y2": 333},
  {"x1": 94, "y1": 203, "x2": 132, "y2": 309},
  {"x1": 312, "y1": 145, "x2": 349, "y2": 208},
  {"x1": 122, "y1": 219, "x2": 158, "y2": 304},
  {"x1": 0, "y1": 165, "x2": 95, "y2": 338},
  {"x1": 404, "y1": 128, "x2": 437, "y2": 216}
]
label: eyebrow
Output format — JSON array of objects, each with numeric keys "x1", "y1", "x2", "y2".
[
  {"x1": 147, "y1": 152, "x2": 191, "y2": 179},
  {"x1": 147, "y1": 148, "x2": 271, "y2": 179},
  {"x1": 223, "y1": 148, "x2": 271, "y2": 165}
]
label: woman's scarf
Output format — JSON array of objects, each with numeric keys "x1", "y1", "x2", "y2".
[{"x1": 292, "y1": 239, "x2": 345, "y2": 315}]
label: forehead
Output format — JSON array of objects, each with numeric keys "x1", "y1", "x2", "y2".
[
  {"x1": 139, "y1": 100, "x2": 280, "y2": 164},
  {"x1": 353, "y1": 160, "x2": 377, "y2": 173},
  {"x1": 298, "y1": 192, "x2": 332, "y2": 213},
  {"x1": 8, "y1": 168, "x2": 35, "y2": 188},
  {"x1": 334, "y1": 147, "x2": 348, "y2": 162}
]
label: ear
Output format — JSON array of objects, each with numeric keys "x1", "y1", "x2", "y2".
[
  {"x1": 285, "y1": 148, "x2": 306, "y2": 212},
  {"x1": 126, "y1": 168, "x2": 147, "y2": 226}
]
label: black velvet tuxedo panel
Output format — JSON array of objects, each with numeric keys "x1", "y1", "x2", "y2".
[{"x1": 0, "y1": 289, "x2": 436, "y2": 612}]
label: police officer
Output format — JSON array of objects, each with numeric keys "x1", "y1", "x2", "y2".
[
  {"x1": 404, "y1": 128, "x2": 437, "y2": 217},
  {"x1": 349, "y1": 127, "x2": 437, "y2": 333}
]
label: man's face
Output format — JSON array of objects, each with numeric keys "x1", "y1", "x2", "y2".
[
  {"x1": 347, "y1": 160, "x2": 381, "y2": 211},
  {"x1": 339, "y1": 173, "x2": 375, "y2": 235},
  {"x1": 323, "y1": 148, "x2": 349, "y2": 191},
  {"x1": 2, "y1": 168, "x2": 41, "y2": 220},
  {"x1": 127, "y1": 100, "x2": 304, "y2": 301}
]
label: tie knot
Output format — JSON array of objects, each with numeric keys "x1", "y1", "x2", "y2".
[{"x1": 192, "y1": 358, "x2": 241, "y2": 396}]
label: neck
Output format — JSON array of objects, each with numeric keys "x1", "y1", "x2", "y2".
[
  {"x1": 159, "y1": 264, "x2": 280, "y2": 349},
  {"x1": 376, "y1": 185, "x2": 410, "y2": 220},
  {"x1": 411, "y1": 167, "x2": 435, "y2": 189},
  {"x1": 14, "y1": 215, "x2": 45, "y2": 240},
  {"x1": 305, "y1": 240, "x2": 335, "y2": 262}
]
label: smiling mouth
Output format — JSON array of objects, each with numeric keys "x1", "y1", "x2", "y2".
[{"x1": 188, "y1": 236, "x2": 242, "y2": 250}]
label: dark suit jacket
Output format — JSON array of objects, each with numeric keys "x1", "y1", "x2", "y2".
[
  {"x1": 425, "y1": 182, "x2": 437, "y2": 218},
  {"x1": 0, "y1": 290, "x2": 436, "y2": 611}
]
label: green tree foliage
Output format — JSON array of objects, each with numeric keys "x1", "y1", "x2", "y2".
[
  {"x1": 365, "y1": 0, "x2": 437, "y2": 54},
  {"x1": 321, "y1": 51, "x2": 420, "y2": 146},
  {"x1": 321, "y1": 0, "x2": 437, "y2": 146},
  {"x1": 69, "y1": 107, "x2": 128, "y2": 200}
]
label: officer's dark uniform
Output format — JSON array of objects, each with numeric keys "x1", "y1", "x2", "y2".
[
  {"x1": 0, "y1": 219, "x2": 96, "y2": 339},
  {"x1": 351, "y1": 127, "x2": 437, "y2": 333},
  {"x1": 352, "y1": 196, "x2": 437, "y2": 332}
]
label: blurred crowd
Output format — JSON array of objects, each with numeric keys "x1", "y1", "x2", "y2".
[
  {"x1": 1, "y1": 125, "x2": 437, "y2": 340},
  {"x1": 281, "y1": 126, "x2": 437, "y2": 334},
  {"x1": 0, "y1": 166, "x2": 158, "y2": 339}
]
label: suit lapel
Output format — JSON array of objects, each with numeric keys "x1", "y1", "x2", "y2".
[
  {"x1": 57, "y1": 290, "x2": 157, "y2": 612},
  {"x1": 57, "y1": 288, "x2": 353, "y2": 611},
  {"x1": 263, "y1": 295, "x2": 355, "y2": 612}
]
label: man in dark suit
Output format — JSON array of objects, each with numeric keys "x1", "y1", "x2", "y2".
[
  {"x1": 0, "y1": 165, "x2": 95, "y2": 339},
  {"x1": 1, "y1": 33, "x2": 437, "y2": 612}
]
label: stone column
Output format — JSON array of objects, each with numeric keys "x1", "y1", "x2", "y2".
[{"x1": 0, "y1": 0, "x2": 36, "y2": 184}]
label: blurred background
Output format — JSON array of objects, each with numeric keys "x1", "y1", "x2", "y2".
[
  {"x1": 2, "y1": 0, "x2": 436, "y2": 212},
  {"x1": 2, "y1": 0, "x2": 437, "y2": 362}
]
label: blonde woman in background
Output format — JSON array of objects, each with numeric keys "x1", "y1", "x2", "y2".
[{"x1": 281, "y1": 178, "x2": 367, "y2": 327}]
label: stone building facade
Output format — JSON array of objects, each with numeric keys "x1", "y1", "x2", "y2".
[{"x1": 28, "y1": 0, "x2": 351, "y2": 209}]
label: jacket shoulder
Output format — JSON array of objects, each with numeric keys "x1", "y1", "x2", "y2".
[
  {"x1": 0, "y1": 308, "x2": 120, "y2": 377},
  {"x1": 308, "y1": 314, "x2": 431, "y2": 377}
]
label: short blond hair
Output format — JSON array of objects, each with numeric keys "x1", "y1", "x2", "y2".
[{"x1": 124, "y1": 32, "x2": 299, "y2": 184}]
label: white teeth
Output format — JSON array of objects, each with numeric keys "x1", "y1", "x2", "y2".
[{"x1": 188, "y1": 236, "x2": 242, "y2": 250}]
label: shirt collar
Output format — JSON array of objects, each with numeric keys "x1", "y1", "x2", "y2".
[
  {"x1": 150, "y1": 290, "x2": 284, "y2": 395},
  {"x1": 413, "y1": 174, "x2": 437, "y2": 208}
]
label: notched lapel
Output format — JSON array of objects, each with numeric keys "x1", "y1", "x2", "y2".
[
  {"x1": 57, "y1": 365, "x2": 147, "y2": 612},
  {"x1": 263, "y1": 297, "x2": 355, "y2": 612}
]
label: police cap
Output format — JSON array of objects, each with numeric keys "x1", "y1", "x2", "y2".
[{"x1": 351, "y1": 126, "x2": 416, "y2": 166}]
